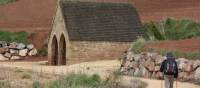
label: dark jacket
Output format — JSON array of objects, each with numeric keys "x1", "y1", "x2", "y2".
[{"x1": 160, "y1": 58, "x2": 179, "y2": 78}]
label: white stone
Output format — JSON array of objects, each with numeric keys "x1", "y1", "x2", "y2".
[
  {"x1": 27, "y1": 44, "x2": 34, "y2": 50},
  {"x1": 28, "y1": 48, "x2": 37, "y2": 56},
  {"x1": 4, "y1": 52, "x2": 11, "y2": 58},
  {"x1": 0, "y1": 54, "x2": 9, "y2": 61},
  {"x1": 19, "y1": 49, "x2": 28, "y2": 56},
  {"x1": 16, "y1": 43, "x2": 26, "y2": 49},
  {"x1": 10, "y1": 49, "x2": 19, "y2": 54},
  {"x1": 10, "y1": 56, "x2": 20, "y2": 60},
  {"x1": 194, "y1": 68, "x2": 200, "y2": 80},
  {"x1": 9, "y1": 42, "x2": 17, "y2": 49}
]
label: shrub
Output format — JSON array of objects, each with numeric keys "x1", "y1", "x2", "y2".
[
  {"x1": 0, "y1": 80, "x2": 11, "y2": 88},
  {"x1": 45, "y1": 73, "x2": 101, "y2": 88},
  {"x1": 38, "y1": 48, "x2": 48, "y2": 56},
  {"x1": 0, "y1": 0, "x2": 16, "y2": 5},
  {"x1": 21, "y1": 73, "x2": 32, "y2": 79},
  {"x1": 32, "y1": 81, "x2": 41, "y2": 88},
  {"x1": 144, "y1": 18, "x2": 200, "y2": 41},
  {"x1": 0, "y1": 30, "x2": 28, "y2": 43},
  {"x1": 132, "y1": 38, "x2": 147, "y2": 53}
]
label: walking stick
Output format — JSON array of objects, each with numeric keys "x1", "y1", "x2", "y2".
[
  {"x1": 176, "y1": 79, "x2": 178, "y2": 88},
  {"x1": 161, "y1": 79, "x2": 163, "y2": 88}
]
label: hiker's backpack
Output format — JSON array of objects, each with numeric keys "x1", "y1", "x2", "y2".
[{"x1": 164, "y1": 59, "x2": 177, "y2": 75}]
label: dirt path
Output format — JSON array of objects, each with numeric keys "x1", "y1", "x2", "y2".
[{"x1": 0, "y1": 60, "x2": 199, "y2": 88}]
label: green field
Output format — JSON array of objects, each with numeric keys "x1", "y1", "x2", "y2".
[{"x1": 0, "y1": 0, "x2": 15, "y2": 5}]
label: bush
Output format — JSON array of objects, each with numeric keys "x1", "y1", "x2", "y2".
[
  {"x1": 32, "y1": 81, "x2": 41, "y2": 88},
  {"x1": 132, "y1": 38, "x2": 147, "y2": 53},
  {"x1": 0, "y1": 0, "x2": 16, "y2": 5},
  {"x1": 0, "y1": 81, "x2": 11, "y2": 88},
  {"x1": 144, "y1": 18, "x2": 200, "y2": 41},
  {"x1": 45, "y1": 73, "x2": 101, "y2": 88},
  {"x1": 21, "y1": 73, "x2": 32, "y2": 79},
  {"x1": 0, "y1": 30, "x2": 28, "y2": 43},
  {"x1": 38, "y1": 48, "x2": 48, "y2": 56}
]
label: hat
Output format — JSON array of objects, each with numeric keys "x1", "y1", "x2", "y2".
[{"x1": 166, "y1": 52, "x2": 173, "y2": 59}]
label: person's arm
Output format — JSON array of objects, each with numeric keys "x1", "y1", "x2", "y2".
[
  {"x1": 160, "y1": 60, "x2": 165, "y2": 72},
  {"x1": 174, "y1": 62, "x2": 178, "y2": 78}
]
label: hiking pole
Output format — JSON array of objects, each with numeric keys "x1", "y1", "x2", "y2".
[
  {"x1": 176, "y1": 79, "x2": 178, "y2": 88},
  {"x1": 161, "y1": 79, "x2": 163, "y2": 88}
]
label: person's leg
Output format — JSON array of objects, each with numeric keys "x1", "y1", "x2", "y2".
[
  {"x1": 164, "y1": 75, "x2": 170, "y2": 88},
  {"x1": 169, "y1": 75, "x2": 174, "y2": 88}
]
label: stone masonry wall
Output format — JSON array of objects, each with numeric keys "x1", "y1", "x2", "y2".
[{"x1": 69, "y1": 41, "x2": 131, "y2": 64}]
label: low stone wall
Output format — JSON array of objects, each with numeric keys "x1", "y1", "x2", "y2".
[
  {"x1": 70, "y1": 41, "x2": 131, "y2": 64},
  {"x1": 120, "y1": 50, "x2": 200, "y2": 81},
  {"x1": 0, "y1": 41, "x2": 37, "y2": 61}
]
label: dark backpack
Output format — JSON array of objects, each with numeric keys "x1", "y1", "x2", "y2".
[{"x1": 164, "y1": 59, "x2": 177, "y2": 75}]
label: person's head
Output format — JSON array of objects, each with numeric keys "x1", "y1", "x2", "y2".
[{"x1": 166, "y1": 52, "x2": 174, "y2": 59}]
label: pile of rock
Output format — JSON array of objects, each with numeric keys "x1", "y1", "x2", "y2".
[
  {"x1": 0, "y1": 41, "x2": 37, "y2": 61},
  {"x1": 120, "y1": 50, "x2": 200, "y2": 81}
]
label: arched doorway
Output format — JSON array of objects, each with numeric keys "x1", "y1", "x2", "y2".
[
  {"x1": 51, "y1": 36, "x2": 58, "y2": 65},
  {"x1": 59, "y1": 34, "x2": 66, "y2": 65}
]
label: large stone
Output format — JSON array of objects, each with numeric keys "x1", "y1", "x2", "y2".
[
  {"x1": 155, "y1": 55, "x2": 164, "y2": 65},
  {"x1": 193, "y1": 60, "x2": 200, "y2": 70},
  {"x1": 0, "y1": 48, "x2": 8, "y2": 54},
  {"x1": 154, "y1": 66, "x2": 160, "y2": 72},
  {"x1": 184, "y1": 62, "x2": 193, "y2": 72},
  {"x1": 0, "y1": 41, "x2": 8, "y2": 48},
  {"x1": 16, "y1": 43, "x2": 26, "y2": 50},
  {"x1": 0, "y1": 54, "x2": 9, "y2": 61},
  {"x1": 10, "y1": 56, "x2": 20, "y2": 60},
  {"x1": 134, "y1": 68, "x2": 140, "y2": 77},
  {"x1": 156, "y1": 72, "x2": 163, "y2": 79},
  {"x1": 194, "y1": 68, "x2": 200, "y2": 80},
  {"x1": 9, "y1": 49, "x2": 19, "y2": 55},
  {"x1": 177, "y1": 58, "x2": 188, "y2": 71},
  {"x1": 4, "y1": 52, "x2": 11, "y2": 58},
  {"x1": 28, "y1": 48, "x2": 37, "y2": 56},
  {"x1": 144, "y1": 61, "x2": 155, "y2": 71},
  {"x1": 19, "y1": 49, "x2": 28, "y2": 56},
  {"x1": 133, "y1": 54, "x2": 142, "y2": 62},
  {"x1": 27, "y1": 44, "x2": 34, "y2": 50},
  {"x1": 126, "y1": 51, "x2": 134, "y2": 61},
  {"x1": 9, "y1": 42, "x2": 17, "y2": 49}
]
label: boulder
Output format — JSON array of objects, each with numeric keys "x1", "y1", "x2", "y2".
[
  {"x1": 126, "y1": 51, "x2": 134, "y2": 61},
  {"x1": 28, "y1": 48, "x2": 37, "y2": 56},
  {"x1": 0, "y1": 41, "x2": 8, "y2": 48},
  {"x1": 144, "y1": 61, "x2": 155, "y2": 71},
  {"x1": 16, "y1": 43, "x2": 26, "y2": 50},
  {"x1": 155, "y1": 55, "x2": 164, "y2": 65},
  {"x1": 194, "y1": 67, "x2": 200, "y2": 80},
  {"x1": 177, "y1": 58, "x2": 188, "y2": 71},
  {"x1": 19, "y1": 49, "x2": 28, "y2": 56},
  {"x1": 0, "y1": 54, "x2": 9, "y2": 61},
  {"x1": 9, "y1": 42, "x2": 17, "y2": 49},
  {"x1": 9, "y1": 49, "x2": 19, "y2": 55},
  {"x1": 184, "y1": 62, "x2": 193, "y2": 72},
  {"x1": 193, "y1": 60, "x2": 200, "y2": 70},
  {"x1": 4, "y1": 52, "x2": 11, "y2": 58},
  {"x1": 0, "y1": 48, "x2": 8, "y2": 54},
  {"x1": 154, "y1": 66, "x2": 160, "y2": 72},
  {"x1": 134, "y1": 68, "x2": 140, "y2": 77},
  {"x1": 133, "y1": 54, "x2": 142, "y2": 62},
  {"x1": 156, "y1": 72, "x2": 163, "y2": 79},
  {"x1": 10, "y1": 56, "x2": 20, "y2": 60},
  {"x1": 27, "y1": 44, "x2": 34, "y2": 50}
]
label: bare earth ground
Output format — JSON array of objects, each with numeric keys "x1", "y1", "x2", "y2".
[
  {"x1": 0, "y1": 60, "x2": 199, "y2": 88},
  {"x1": 147, "y1": 37, "x2": 200, "y2": 52}
]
